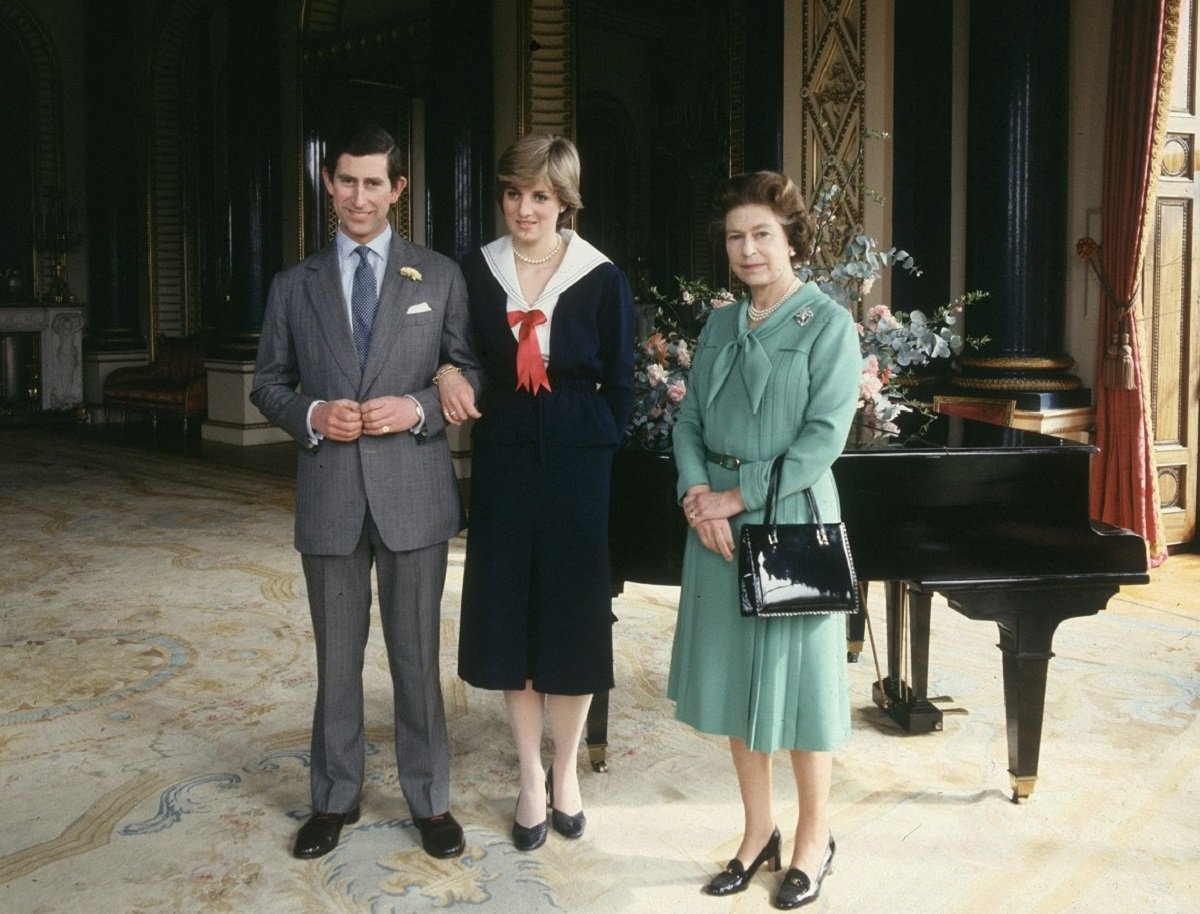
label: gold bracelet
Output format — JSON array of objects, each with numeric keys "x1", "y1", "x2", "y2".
[{"x1": 432, "y1": 364, "x2": 462, "y2": 385}]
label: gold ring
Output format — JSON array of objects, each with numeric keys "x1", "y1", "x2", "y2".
[{"x1": 381, "y1": 425, "x2": 391, "y2": 434}]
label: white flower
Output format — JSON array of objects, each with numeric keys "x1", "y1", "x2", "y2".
[{"x1": 399, "y1": 266, "x2": 422, "y2": 282}]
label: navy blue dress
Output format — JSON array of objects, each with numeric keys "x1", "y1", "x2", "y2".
[{"x1": 456, "y1": 233, "x2": 635, "y2": 694}]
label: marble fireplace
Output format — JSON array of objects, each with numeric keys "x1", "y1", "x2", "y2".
[{"x1": 0, "y1": 305, "x2": 85, "y2": 412}]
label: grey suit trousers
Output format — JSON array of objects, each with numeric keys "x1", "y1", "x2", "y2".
[{"x1": 301, "y1": 510, "x2": 450, "y2": 818}]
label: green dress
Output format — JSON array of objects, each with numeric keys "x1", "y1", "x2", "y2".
[{"x1": 668, "y1": 283, "x2": 861, "y2": 752}]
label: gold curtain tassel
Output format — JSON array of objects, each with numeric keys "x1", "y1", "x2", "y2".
[
  {"x1": 1102, "y1": 332, "x2": 1122, "y2": 388},
  {"x1": 1117, "y1": 332, "x2": 1135, "y2": 390}
]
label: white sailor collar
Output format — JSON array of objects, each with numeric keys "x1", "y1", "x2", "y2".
[{"x1": 480, "y1": 229, "x2": 611, "y2": 308}]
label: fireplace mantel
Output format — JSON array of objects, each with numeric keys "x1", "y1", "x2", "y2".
[{"x1": 0, "y1": 305, "x2": 86, "y2": 411}]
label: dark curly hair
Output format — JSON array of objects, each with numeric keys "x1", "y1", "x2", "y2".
[
  {"x1": 322, "y1": 122, "x2": 406, "y2": 186},
  {"x1": 711, "y1": 171, "x2": 817, "y2": 265}
]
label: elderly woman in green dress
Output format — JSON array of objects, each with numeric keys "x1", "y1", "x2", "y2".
[{"x1": 669, "y1": 171, "x2": 860, "y2": 910}]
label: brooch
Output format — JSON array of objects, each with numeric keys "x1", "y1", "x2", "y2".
[{"x1": 794, "y1": 308, "x2": 814, "y2": 326}]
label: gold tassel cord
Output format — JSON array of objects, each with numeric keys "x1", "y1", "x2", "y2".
[{"x1": 1076, "y1": 237, "x2": 1137, "y2": 390}]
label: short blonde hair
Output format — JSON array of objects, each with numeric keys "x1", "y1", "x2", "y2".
[{"x1": 496, "y1": 133, "x2": 583, "y2": 227}]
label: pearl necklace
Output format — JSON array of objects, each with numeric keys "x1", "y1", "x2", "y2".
[
  {"x1": 747, "y1": 277, "x2": 801, "y2": 323},
  {"x1": 513, "y1": 233, "x2": 563, "y2": 265}
]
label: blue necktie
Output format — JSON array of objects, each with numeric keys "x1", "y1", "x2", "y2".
[{"x1": 351, "y1": 245, "x2": 378, "y2": 368}]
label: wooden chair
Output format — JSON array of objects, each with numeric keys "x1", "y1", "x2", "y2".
[{"x1": 103, "y1": 336, "x2": 208, "y2": 433}]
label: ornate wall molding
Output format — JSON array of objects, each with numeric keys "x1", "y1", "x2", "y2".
[
  {"x1": 727, "y1": 0, "x2": 745, "y2": 176},
  {"x1": 147, "y1": 1, "x2": 204, "y2": 344},
  {"x1": 521, "y1": 0, "x2": 574, "y2": 137},
  {"x1": 798, "y1": 0, "x2": 867, "y2": 254}
]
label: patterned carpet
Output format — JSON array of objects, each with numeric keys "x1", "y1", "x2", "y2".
[{"x1": 0, "y1": 426, "x2": 1197, "y2": 913}]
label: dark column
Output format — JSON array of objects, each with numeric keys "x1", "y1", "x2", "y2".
[
  {"x1": 741, "y1": 0, "x2": 784, "y2": 172},
  {"x1": 425, "y1": 5, "x2": 492, "y2": 262},
  {"x1": 891, "y1": 0, "x2": 954, "y2": 313},
  {"x1": 209, "y1": 0, "x2": 282, "y2": 360},
  {"x1": 84, "y1": 0, "x2": 147, "y2": 351},
  {"x1": 957, "y1": 0, "x2": 1087, "y2": 408}
]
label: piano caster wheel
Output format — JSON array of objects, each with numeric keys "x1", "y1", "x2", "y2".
[
  {"x1": 590, "y1": 759, "x2": 608, "y2": 773},
  {"x1": 847, "y1": 651, "x2": 860, "y2": 663}
]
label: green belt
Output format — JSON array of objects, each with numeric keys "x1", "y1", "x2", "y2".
[{"x1": 705, "y1": 448, "x2": 743, "y2": 470}]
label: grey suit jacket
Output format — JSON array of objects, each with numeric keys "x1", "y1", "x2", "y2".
[{"x1": 251, "y1": 233, "x2": 481, "y2": 556}]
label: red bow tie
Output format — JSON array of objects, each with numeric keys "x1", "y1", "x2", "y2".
[{"x1": 508, "y1": 309, "x2": 552, "y2": 394}]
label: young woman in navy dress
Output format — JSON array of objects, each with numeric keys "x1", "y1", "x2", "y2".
[{"x1": 438, "y1": 134, "x2": 634, "y2": 851}]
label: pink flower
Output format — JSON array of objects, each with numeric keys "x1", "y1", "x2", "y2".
[
  {"x1": 666, "y1": 378, "x2": 687, "y2": 403},
  {"x1": 864, "y1": 304, "x2": 897, "y2": 331},
  {"x1": 676, "y1": 340, "x2": 691, "y2": 368},
  {"x1": 859, "y1": 371, "x2": 883, "y2": 400}
]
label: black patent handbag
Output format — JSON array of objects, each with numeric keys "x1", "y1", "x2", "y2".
[{"x1": 738, "y1": 455, "x2": 862, "y2": 617}]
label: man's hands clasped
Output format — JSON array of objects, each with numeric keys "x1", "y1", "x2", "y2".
[{"x1": 312, "y1": 396, "x2": 421, "y2": 442}]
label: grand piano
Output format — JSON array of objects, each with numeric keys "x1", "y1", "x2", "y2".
[{"x1": 601, "y1": 414, "x2": 1150, "y2": 802}]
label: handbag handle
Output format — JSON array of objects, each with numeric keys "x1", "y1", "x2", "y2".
[{"x1": 763, "y1": 455, "x2": 823, "y2": 527}]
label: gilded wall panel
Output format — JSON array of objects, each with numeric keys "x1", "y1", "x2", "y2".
[{"x1": 798, "y1": 0, "x2": 866, "y2": 259}]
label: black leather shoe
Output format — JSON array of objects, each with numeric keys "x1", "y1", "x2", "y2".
[
  {"x1": 703, "y1": 827, "x2": 781, "y2": 896},
  {"x1": 292, "y1": 806, "x2": 360, "y2": 859},
  {"x1": 551, "y1": 807, "x2": 586, "y2": 838},
  {"x1": 547, "y1": 765, "x2": 586, "y2": 838},
  {"x1": 512, "y1": 816, "x2": 549, "y2": 851},
  {"x1": 413, "y1": 812, "x2": 465, "y2": 859},
  {"x1": 774, "y1": 834, "x2": 835, "y2": 910}
]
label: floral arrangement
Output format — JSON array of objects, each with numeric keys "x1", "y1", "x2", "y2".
[
  {"x1": 624, "y1": 278, "x2": 736, "y2": 452},
  {"x1": 852, "y1": 294, "x2": 987, "y2": 437}
]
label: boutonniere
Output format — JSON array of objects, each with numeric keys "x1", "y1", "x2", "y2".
[{"x1": 399, "y1": 266, "x2": 423, "y2": 283}]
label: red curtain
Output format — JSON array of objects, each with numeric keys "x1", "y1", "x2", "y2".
[{"x1": 1090, "y1": 0, "x2": 1178, "y2": 567}]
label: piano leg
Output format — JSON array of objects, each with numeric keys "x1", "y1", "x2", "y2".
[
  {"x1": 943, "y1": 584, "x2": 1117, "y2": 803},
  {"x1": 585, "y1": 689, "x2": 609, "y2": 773},
  {"x1": 998, "y1": 618, "x2": 1049, "y2": 802},
  {"x1": 846, "y1": 582, "x2": 867, "y2": 661},
  {"x1": 872, "y1": 581, "x2": 944, "y2": 732}
]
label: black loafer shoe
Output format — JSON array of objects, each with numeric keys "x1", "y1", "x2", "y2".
[
  {"x1": 774, "y1": 835, "x2": 835, "y2": 910},
  {"x1": 704, "y1": 827, "x2": 781, "y2": 896},
  {"x1": 414, "y1": 812, "x2": 465, "y2": 858},
  {"x1": 292, "y1": 806, "x2": 360, "y2": 859}
]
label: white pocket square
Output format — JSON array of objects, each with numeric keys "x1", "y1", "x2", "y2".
[{"x1": 406, "y1": 302, "x2": 432, "y2": 314}]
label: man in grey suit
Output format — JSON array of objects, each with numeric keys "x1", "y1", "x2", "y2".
[{"x1": 251, "y1": 123, "x2": 480, "y2": 861}]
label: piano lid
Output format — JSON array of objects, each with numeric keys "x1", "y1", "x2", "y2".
[{"x1": 833, "y1": 415, "x2": 1148, "y2": 585}]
